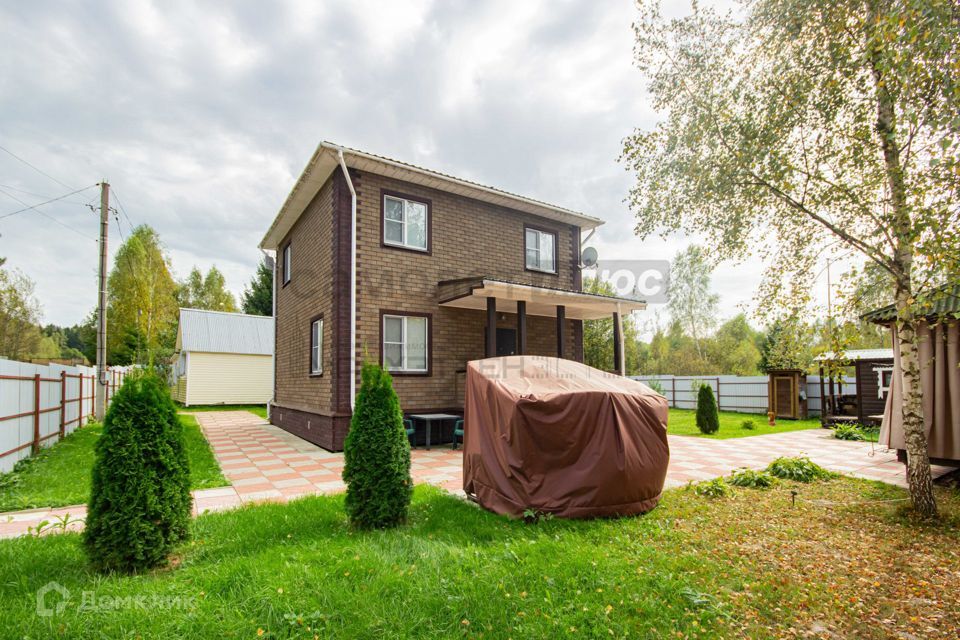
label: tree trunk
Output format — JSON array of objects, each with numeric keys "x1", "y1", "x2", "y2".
[
  {"x1": 894, "y1": 293, "x2": 938, "y2": 518},
  {"x1": 866, "y1": 0, "x2": 938, "y2": 518}
]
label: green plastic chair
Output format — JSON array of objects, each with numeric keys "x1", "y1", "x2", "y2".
[
  {"x1": 452, "y1": 419, "x2": 464, "y2": 450},
  {"x1": 403, "y1": 418, "x2": 415, "y2": 446}
]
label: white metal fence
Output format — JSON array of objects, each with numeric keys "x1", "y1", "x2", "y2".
[
  {"x1": 629, "y1": 374, "x2": 856, "y2": 416},
  {"x1": 0, "y1": 359, "x2": 128, "y2": 474}
]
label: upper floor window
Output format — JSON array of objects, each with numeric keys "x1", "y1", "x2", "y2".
[
  {"x1": 383, "y1": 194, "x2": 428, "y2": 252},
  {"x1": 310, "y1": 317, "x2": 323, "y2": 375},
  {"x1": 383, "y1": 314, "x2": 428, "y2": 373},
  {"x1": 525, "y1": 227, "x2": 556, "y2": 273},
  {"x1": 282, "y1": 243, "x2": 292, "y2": 285}
]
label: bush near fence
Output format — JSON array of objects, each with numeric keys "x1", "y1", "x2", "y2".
[
  {"x1": 629, "y1": 374, "x2": 855, "y2": 416},
  {"x1": 0, "y1": 358, "x2": 129, "y2": 473}
]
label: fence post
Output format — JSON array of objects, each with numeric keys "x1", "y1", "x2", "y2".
[
  {"x1": 716, "y1": 376, "x2": 721, "y2": 408},
  {"x1": 32, "y1": 373, "x2": 41, "y2": 455},
  {"x1": 671, "y1": 377, "x2": 676, "y2": 408},
  {"x1": 59, "y1": 371, "x2": 66, "y2": 439}
]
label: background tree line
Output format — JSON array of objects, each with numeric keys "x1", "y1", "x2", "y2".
[
  {"x1": 583, "y1": 245, "x2": 892, "y2": 377},
  {"x1": 0, "y1": 226, "x2": 273, "y2": 366}
]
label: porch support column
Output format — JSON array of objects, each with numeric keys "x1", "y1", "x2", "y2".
[
  {"x1": 486, "y1": 296, "x2": 497, "y2": 358},
  {"x1": 517, "y1": 300, "x2": 527, "y2": 355},
  {"x1": 613, "y1": 309, "x2": 623, "y2": 375},
  {"x1": 556, "y1": 305, "x2": 566, "y2": 358}
]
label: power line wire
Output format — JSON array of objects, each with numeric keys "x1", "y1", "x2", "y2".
[
  {"x1": 0, "y1": 186, "x2": 97, "y2": 241},
  {"x1": 0, "y1": 144, "x2": 76, "y2": 190},
  {"x1": 109, "y1": 187, "x2": 136, "y2": 233},
  {"x1": 0, "y1": 183, "x2": 91, "y2": 205},
  {"x1": 0, "y1": 184, "x2": 98, "y2": 220}
]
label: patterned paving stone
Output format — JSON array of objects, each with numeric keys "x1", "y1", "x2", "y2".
[{"x1": 2, "y1": 410, "x2": 954, "y2": 539}]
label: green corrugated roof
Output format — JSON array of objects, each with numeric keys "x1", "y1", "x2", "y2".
[{"x1": 862, "y1": 282, "x2": 960, "y2": 323}]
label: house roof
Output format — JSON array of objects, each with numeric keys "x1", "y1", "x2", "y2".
[
  {"x1": 861, "y1": 282, "x2": 960, "y2": 324},
  {"x1": 260, "y1": 141, "x2": 604, "y2": 250},
  {"x1": 175, "y1": 308, "x2": 274, "y2": 355},
  {"x1": 437, "y1": 276, "x2": 647, "y2": 321},
  {"x1": 814, "y1": 348, "x2": 894, "y2": 362}
]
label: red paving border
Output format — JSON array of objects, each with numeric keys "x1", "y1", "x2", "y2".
[{"x1": 2, "y1": 410, "x2": 951, "y2": 539}]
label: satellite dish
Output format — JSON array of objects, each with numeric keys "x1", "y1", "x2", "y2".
[{"x1": 580, "y1": 246, "x2": 598, "y2": 268}]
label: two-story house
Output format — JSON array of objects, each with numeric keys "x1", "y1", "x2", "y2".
[{"x1": 260, "y1": 142, "x2": 645, "y2": 451}]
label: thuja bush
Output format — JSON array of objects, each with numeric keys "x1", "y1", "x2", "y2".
[
  {"x1": 84, "y1": 374, "x2": 191, "y2": 573},
  {"x1": 343, "y1": 363, "x2": 412, "y2": 529},
  {"x1": 695, "y1": 384, "x2": 720, "y2": 435}
]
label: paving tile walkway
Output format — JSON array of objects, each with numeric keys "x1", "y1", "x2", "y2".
[{"x1": 1, "y1": 411, "x2": 952, "y2": 539}]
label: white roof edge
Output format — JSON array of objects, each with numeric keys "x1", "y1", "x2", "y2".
[
  {"x1": 260, "y1": 142, "x2": 605, "y2": 250},
  {"x1": 814, "y1": 348, "x2": 895, "y2": 362},
  {"x1": 179, "y1": 307, "x2": 274, "y2": 320}
]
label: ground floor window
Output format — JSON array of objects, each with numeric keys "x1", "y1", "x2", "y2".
[
  {"x1": 382, "y1": 314, "x2": 428, "y2": 373},
  {"x1": 310, "y1": 317, "x2": 323, "y2": 374}
]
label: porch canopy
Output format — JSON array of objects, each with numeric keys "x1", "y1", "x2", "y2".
[
  {"x1": 438, "y1": 277, "x2": 646, "y2": 320},
  {"x1": 438, "y1": 276, "x2": 646, "y2": 375}
]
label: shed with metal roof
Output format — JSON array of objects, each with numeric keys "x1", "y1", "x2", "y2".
[{"x1": 171, "y1": 308, "x2": 274, "y2": 406}]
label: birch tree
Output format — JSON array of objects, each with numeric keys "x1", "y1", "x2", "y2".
[
  {"x1": 668, "y1": 245, "x2": 720, "y2": 358},
  {"x1": 107, "y1": 225, "x2": 179, "y2": 365},
  {"x1": 623, "y1": 0, "x2": 959, "y2": 517}
]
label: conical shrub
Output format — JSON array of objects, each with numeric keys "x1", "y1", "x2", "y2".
[
  {"x1": 84, "y1": 374, "x2": 192, "y2": 572},
  {"x1": 343, "y1": 362, "x2": 412, "y2": 528},
  {"x1": 695, "y1": 383, "x2": 720, "y2": 435}
]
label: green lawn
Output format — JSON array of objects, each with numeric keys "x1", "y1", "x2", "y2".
[
  {"x1": 178, "y1": 403, "x2": 268, "y2": 419},
  {"x1": 0, "y1": 415, "x2": 227, "y2": 512},
  {"x1": 1, "y1": 481, "x2": 958, "y2": 638},
  {"x1": 668, "y1": 408, "x2": 823, "y2": 439}
]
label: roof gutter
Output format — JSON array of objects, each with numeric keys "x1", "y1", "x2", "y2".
[{"x1": 337, "y1": 148, "x2": 358, "y2": 412}]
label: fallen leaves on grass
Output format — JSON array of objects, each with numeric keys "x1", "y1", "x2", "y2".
[{"x1": 671, "y1": 478, "x2": 960, "y2": 639}]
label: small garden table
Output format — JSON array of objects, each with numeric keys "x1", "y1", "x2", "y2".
[{"x1": 408, "y1": 413, "x2": 461, "y2": 450}]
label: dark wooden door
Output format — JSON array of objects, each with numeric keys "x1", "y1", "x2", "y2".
[{"x1": 496, "y1": 328, "x2": 517, "y2": 356}]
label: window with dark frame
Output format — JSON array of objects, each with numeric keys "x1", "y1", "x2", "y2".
[
  {"x1": 525, "y1": 227, "x2": 556, "y2": 273},
  {"x1": 383, "y1": 194, "x2": 428, "y2": 251},
  {"x1": 282, "y1": 243, "x2": 292, "y2": 285},
  {"x1": 310, "y1": 317, "x2": 323, "y2": 374},
  {"x1": 382, "y1": 314, "x2": 428, "y2": 373}
]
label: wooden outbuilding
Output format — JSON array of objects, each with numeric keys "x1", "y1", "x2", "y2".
[
  {"x1": 171, "y1": 308, "x2": 274, "y2": 406},
  {"x1": 767, "y1": 369, "x2": 808, "y2": 419},
  {"x1": 815, "y1": 349, "x2": 894, "y2": 427}
]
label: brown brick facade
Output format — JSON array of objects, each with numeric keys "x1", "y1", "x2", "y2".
[{"x1": 272, "y1": 167, "x2": 585, "y2": 450}]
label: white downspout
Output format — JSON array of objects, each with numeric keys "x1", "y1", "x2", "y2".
[
  {"x1": 336, "y1": 148, "x2": 358, "y2": 411},
  {"x1": 263, "y1": 248, "x2": 277, "y2": 419}
]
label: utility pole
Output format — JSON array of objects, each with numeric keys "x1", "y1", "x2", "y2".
[{"x1": 95, "y1": 181, "x2": 109, "y2": 421}]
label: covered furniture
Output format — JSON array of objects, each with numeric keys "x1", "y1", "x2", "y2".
[{"x1": 463, "y1": 356, "x2": 669, "y2": 519}]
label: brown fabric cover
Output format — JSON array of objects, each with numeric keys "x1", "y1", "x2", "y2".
[
  {"x1": 462, "y1": 356, "x2": 669, "y2": 519},
  {"x1": 881, "y1": 321, "x2": 960, "y2": 461}
]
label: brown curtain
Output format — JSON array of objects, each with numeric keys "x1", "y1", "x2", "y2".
[{"x1": 880, "y1": 320, "x2": 960, "y2": 460}]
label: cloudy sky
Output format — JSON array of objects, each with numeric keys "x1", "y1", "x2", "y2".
[{"x1": 0, "y1": 0, "x2": 832, "y2": 334}]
